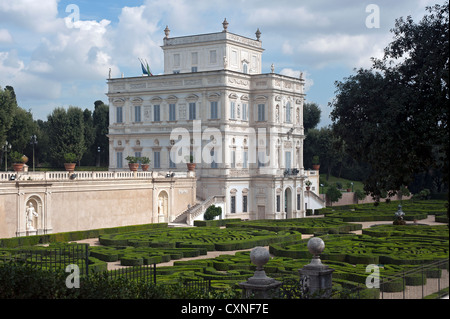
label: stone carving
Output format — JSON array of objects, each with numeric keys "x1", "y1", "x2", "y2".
[{"x1": 26, "y1": 203, "x2": 38, "y2": 231}]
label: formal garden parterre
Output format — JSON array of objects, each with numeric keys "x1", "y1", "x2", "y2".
[{"x1": 0, "y1": 200, "x2": 448, "y2": 298}]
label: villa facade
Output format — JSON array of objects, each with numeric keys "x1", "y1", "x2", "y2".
[{"x1": 106, "y1": 21, "x2": 324, "y2": 223}]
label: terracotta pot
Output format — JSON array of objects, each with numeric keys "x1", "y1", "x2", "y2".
[
  {"x1": 128, "y1": 163, "x2": 139, "y2": 171},
  {"x1": 306, "y1": 186, "x2": 310, "y2": 191},
  {"x1": 13, "y1": 163, "x2": 24, "y2": 172},
  {"x1": 141, "y1": 164, "x2": 150, "y2": 171},
  {"x1": 312, "y1": 164, "x2": 320, "y2": 170},
  {"x1": 64, "y1": 163, "x2": 76, "y2": 172},
  {"x1": 187, "y1": 163, "x2": 196, "y2": 171}
]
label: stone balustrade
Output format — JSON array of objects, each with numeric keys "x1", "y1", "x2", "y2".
[{"x1": 0, "y1": 170, "x2": 194, "y2": 182}]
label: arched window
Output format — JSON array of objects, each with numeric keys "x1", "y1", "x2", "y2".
[
  {"x1": 243, "y1": 63, "x2": 248, "y2": 74},
  {"x1": 286, "y1": 102, "x2": 291, "y2": 123}
]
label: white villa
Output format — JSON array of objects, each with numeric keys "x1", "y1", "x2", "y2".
[{"x1": 106, "y1": 20, "x2": 325, "y2": 224}]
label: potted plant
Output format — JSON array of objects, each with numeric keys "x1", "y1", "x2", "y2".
[
  {"x1": 186, "y1": 155, "x2": 196, "y2": 171},
  {"x1": 346, "y1": 182, "x2": 352, "y2": 192},
  {"x1": 11, "y1": 151, "x2": 26, "y2": 172},
  {"x1": 305, "y1": 180, "x2": 312, "y2": 191},
  {"x1": 126, "y1": 156, "x2": 139, "y2": 171},
  {"x1": 63, "y1": 153, "x2": 77, "y2": 172},
  {"x1": 312, "y1": 155, "x2": 320, "y2": 170},
  {"x1": 140, "y1": 156, "x2": 150, "y2": 171}
]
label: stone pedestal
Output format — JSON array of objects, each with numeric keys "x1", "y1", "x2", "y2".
[
  {"x1": 239, "y1": 247, "x2": 282, "y2": 299},
  {"x1": 298, "y1": 237, "x2": 335, "y2": 298}
]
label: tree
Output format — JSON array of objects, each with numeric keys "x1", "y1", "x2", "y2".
[
  {"x1": 93, "y1": 100, "x2": 109, "y2": 166},
  {"x1": 0, "y1": 86, "x2": 18, "y2": 167},
  {"x1": 326, "y1": 185, "x2": 342, "y2": 207},
  {"x1": 330, "y1": 2, "x2": 449, "y2": 200},
  {"x1": 7, "y1": 107, "x2": 37, "y2": 154},
  {"x1": 47, "y1": 107, "x2": 86, "y2": 166},
  {"x1": 80, "y1": 109, "x2": 95, "y2": 166},
  {"x1": 303, "y1": 102, "x2": 321, "y2": 132}
]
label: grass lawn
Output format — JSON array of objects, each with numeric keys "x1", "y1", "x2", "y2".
[{"x1": 319, "y1": 174, "x2": 365, "y2": 194}]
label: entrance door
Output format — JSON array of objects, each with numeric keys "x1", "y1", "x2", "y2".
[
  {"x1": 257, "y1": 206, "x2": 265, "y2": 220},
  {"x1": 284, "y1": 188, "x2": 292, "y2": 218}
]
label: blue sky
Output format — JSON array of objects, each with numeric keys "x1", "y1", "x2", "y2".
[{"x1": 0, "y1": 0, "x2": 442, "y2": 127}]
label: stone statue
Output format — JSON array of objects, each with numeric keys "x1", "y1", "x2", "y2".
[
  {"x1": 26, "y1": 203, "x2": 38, "y2": 230},
  {"x1": 223, "y1": 56, "x2": 228, "y2": 69},
  {"x1": 271, "y1": 64, "x2": 274, "y2": 73}
]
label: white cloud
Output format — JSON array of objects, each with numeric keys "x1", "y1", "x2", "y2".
[
  {"x1": 0, "y1": 28, "x2": 12, "y2": 43},
  {"x1": 0, "y1": 0, "x2": 60, "y2": 33}
]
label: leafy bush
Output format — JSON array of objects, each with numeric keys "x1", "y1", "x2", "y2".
[{"x1": 204, "y1": 205, "x2": 222, "y2": 221}]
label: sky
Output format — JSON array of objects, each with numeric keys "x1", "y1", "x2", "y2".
[{"x1": 0, "y1": 0, "x2": 443, "y2": 127}]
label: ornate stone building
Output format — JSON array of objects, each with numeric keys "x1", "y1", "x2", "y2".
[{"x1": 106, "y1": 20, "x2": 323, "y2": 223}]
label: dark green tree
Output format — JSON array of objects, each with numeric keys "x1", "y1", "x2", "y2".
[
  {"x1": 326, "y1": 185, "x2": 342, "y2": 207},
  {"x1": 47, "y1": 106, "x2": 86, "y2": 166},
  {"x1": 93, "y1": 100, "x2": 109, "y2": 166},
  {"x1": 330, "y1": 2, "x2": 449, "y2": 200},
  {"x1": 303, "y1": 102, "x2": 321, "y2": 132},
  {"x1": 0, "y1": 86, "x2": 18, "y2": 167}
]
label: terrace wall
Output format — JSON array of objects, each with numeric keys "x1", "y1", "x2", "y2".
[{"x1": 0, "y1": 171, "x2": 196, "y2": 239}]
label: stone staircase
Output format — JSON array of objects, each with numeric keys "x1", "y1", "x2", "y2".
[{"x1": 172, "y1": 195, "x2": 226, "y2": 226}]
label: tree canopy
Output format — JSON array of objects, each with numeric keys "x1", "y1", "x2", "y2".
[{"x1": 330, "y1": 2, "x2": 449, "y2": 200}]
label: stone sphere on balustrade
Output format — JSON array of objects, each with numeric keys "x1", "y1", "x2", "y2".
[
  {"x1": 307, "y1": 237, "x2": 325, "y2": 256},
  {"x1": 250, "y1": 246, "x2": 270, "y2": 269}
]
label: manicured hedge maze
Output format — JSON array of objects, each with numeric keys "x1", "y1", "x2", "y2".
[
  {"x1": 270, "y1": 233, "x2": 449, "y2": 265},
  {"x1": 93, "y1": 227, "x2": 302, "y2": 266},
  {"x1": 225, "y1": 218, "x2": 362, "y2": 234},
  {"x1": 362, "y1": 225, "x2": 449, "y2": 240},
  {"x1": 322, "y1": 200, "x2": 447, "y2": 222}
]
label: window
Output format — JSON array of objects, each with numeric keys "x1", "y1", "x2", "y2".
[
  {"x1": 191, "y1": 67, "x2": 198, "y2": 72},
  {"x1": 258, "y1": 151, "x2": 267, "y2": 168},
  {"x1": 231, "y1": 150, "x2": 236, "y2": 168},
  {"x1": 242, "y1": 103, "x2": 248, "y2": 121},
  {"x1": 276, "y1": 195, "x2": 281, "y2": 212},
  {"x1": 153, "y1": 105, "x2": 160, "y2": 122},
  {"x1": 243, "y1": 150, "x2": 248, "y2": 168},
  {"x1": 189, "y1": 103, "x2": 196, "y2": 120},
  {"x1": 286, "y1": 102, "x2": 291, "y2": 123},
  {"x1": 211, "y1": 149, "x2": 218, "y2": 168},
  {"x1": 243, "y1": 195, "x2": 248, "y2": 213},
  {"x1": 116, "y1": 107, "x2": 123, "y2": 123},
  {"x1": 169, "y1": 152, "x2": 176, "y2": 168},
  {"x1": 191, "y1": 52, "x2": 198, "y2": 65},
  {"x1": 210, "y1": 101, "x2": 218, "y2": 119},
  {"x1": 231, "y1": 195, "x2": 236, "y2": 214},
  {"x1": 153, "y1": 151, "x2": 160, "y2": 168},
  {"x1": 210, "y1": 50, "x2": 217, "y2": 64},
  {"x1": 297, "y1": 194, "x2": 301, "y2": 210},
  {"x1": 257, "y1": 104, "x2": 265, "y2": 121},
  {"x1": 169, "y1": 104, "x2": 176, "y2": 121},
  {"x1": 243, "y1": 63, "x2": 248, "y2": 74},
  {"x1": 134, "y1": 106, "x2": 141, "y2": 122},
  {"x1": 174, "y1": 54, "x2": 180, "y2": 67},
  {"x1": 285, "y1": 151, "x2": 291, "y2": 169},
  {"x1": 230, "y1": 102, "x2": 236, "y2": 119},
  {"x1": 116, "y1": 152, "x2": 123, "y2": 168}
]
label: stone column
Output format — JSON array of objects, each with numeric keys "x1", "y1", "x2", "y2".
[
  {"x1": 298, "y1": 237, "x2": 334, "y2": 298},
  {"x1": 239, "y1": 247, "x2": 282, "y2": 299}
]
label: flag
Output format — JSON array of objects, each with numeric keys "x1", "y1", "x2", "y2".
[
  {"x1": 139, "y1": 58, "x2": 148, "y2": 75},
  {"x1": 145, "y1": 59, "x2": 153, "y2": 76}
]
